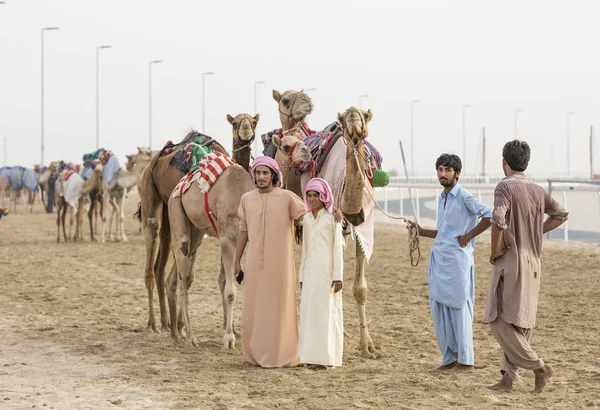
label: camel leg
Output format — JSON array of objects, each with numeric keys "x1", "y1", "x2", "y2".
[
  {"x1": 143, "y1": 196, "x2": 163, "y2": 333},
  {"x1": 88, "y1": 194, "x2": 96, "y2": 242},
  {"x1": 117, "y1": 194, "x2": 128, "y2": 243},
  {"x1": 61, "y1": 200, "x2": 68, "y2": 242},
  {"x1": 107, "y1": 197, "x2": 117, "y2": 242},
  {"x1": 166, "y1": 261, "x2": 181, "y2": 343},
  {"x1": 100, "y1": 189, "x2": 109, "y2": 243},
  {"x1": 67, "y1": 206, "x2": 75, "y2": 241},
  {"x1": 56, "y1": 201, "x2": 62, "y2": 243},
  {"x1": 29, "y1": 190, "x2": 35, "y2": 213},
  {"x1": 220, "y1": 233, "x2": 237, "y2": 349},
  {"x1": 354, "y1": 243, "x2": 381, "y2": 359},
  {"x1": 155, "y1": 205, "x2": 172, "y2": 332}
]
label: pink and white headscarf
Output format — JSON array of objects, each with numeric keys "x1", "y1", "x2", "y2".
[
  {"x1": 250, "y1": 156, "x2": 283, "y2": 187},
  {"x1": 304, "y1": 178, "x2": 334, "y2": 213}
]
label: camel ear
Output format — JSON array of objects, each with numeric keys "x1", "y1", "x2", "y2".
[
  {"x1": 227, "y1": 114, "x2": 234, "y2": 124},
  {"x1": 364, "y1": 109, "x2": 373, "y2": 123},
  {"x1": 273, "y1": 135, "x2": 282, "y2": 148},
  {"x1": 272, "y1": 90, "x2": 281, "y2": 103},
  {"x1": 337, "y1": 112, "x2": 343, "y2": 123},
  {"x1": 253, "y1": 113, "x2": 260, "y2": 123}
]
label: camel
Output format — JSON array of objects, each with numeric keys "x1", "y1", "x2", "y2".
[
  {"x1": 0, "y1": 168, "x2": 9, "y2": 208},
  {"x1": 271, "y1": 131, "x2": 312, "y2": 197},
  {"x1": 318, "y1": 106, "x2": 382, "y2": 359},
  {"x1": 273, "y1": 89, "x2": 314, "y2": 132},
  {"x1": 36, "y1": 163, "x2": 58, "y2": 211},
  {"x1": 126, "y1": 147, "x2": 156, "y2": 234},
  {"x1": 99, "y1": 152, "x2": 139, "y2": 243},
  {"x1": 7, "y1": 167, "x2": 39, "y2": 214},
  {"x1": 56, "y1": 161, "x2": 103, "y2": 242},
  {"x1": 167, "y1": 161, "x2": 254, "y2": 347},
  {"x1": 227, "y1": 113, "x2": 259, "y2": 172},
  {"x1": 138, "y1": 130, "x2": 229, "y2": 334}
]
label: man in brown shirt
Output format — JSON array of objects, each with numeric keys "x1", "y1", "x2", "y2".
[{"x1": 484, "y1": 140, "x2": 568, "y2": 393}]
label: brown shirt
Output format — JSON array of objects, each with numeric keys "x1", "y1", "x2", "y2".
[{"x1": 483, "y1": 173, "x2": 568, "y2": 328}]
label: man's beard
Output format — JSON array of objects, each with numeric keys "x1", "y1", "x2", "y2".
[{"x1": 438, "y1": 177, "x2": 456, "y2": 187}]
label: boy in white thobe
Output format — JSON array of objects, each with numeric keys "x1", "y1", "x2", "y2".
[{"x1": 298, "y1": 178, "x2": 344, "y2": 367}]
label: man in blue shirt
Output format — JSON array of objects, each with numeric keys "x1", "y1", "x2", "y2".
[{"x1": 407, "y1": 154, "x2": 491, "y2": 371}]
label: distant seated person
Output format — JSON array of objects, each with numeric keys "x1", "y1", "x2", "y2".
[{"x1": 0, "y1": 208, "x2": 8, "y2": 220}]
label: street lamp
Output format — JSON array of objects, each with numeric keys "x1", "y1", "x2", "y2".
[
  {"x1": 567, "y1": 112, "x2": 575, "y2": 178},
  {"x1": 41, "y1": 26, "x2": 59, "y2": 166},
  {"x1": 359, "y1": 94, "x2": 369, "y2": 110},
  {"x1": 96, "y1": 45, "x2": 112, "y2": 150},
  {"x1": 410, "y1": 100, "x2": 420, "y2": 176},
  {"x1": 148, "y1": 59, "x2": 163, "y2": 149},
  {"x1": 462, "y1": 104, "x2": 471, "y2": 165},
  {"x1": 514, "y1": 108, "x2": 523, "y2": 139},
  {"x1": 202, "y1": 72, "x2": 215, "y2": 134},
  {"x1": 253, "y1": 80, "x2": 266, "y2": 155}
]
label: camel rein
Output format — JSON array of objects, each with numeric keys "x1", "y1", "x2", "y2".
[{"x1": 350, "y1": 144, "x2": 421, "y2": 267}]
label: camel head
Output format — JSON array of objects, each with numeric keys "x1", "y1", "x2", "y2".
[
  {"x1": 136, "y1": 146, "x2": 153, "y2": 161},
  {"x1": 89, "y1": 159, "x2": 103, "y2": 173},
  {"x1": 272, "y1": 89, "x2": 314, "y2": 130},
  {"x1": 272, "y1": 132, "x2": 311, "y2": 165},
  {"x1": 338, "y1": 107, "x2": 373, "y2": 146},
  {"x1": 227, "y1": 113, "x2": 259, "y2": 145}
]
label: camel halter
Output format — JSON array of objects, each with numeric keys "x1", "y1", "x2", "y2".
[
  {"x1": 232, "y1": 120, "x2": 256, "y2": 156},
  {"x1": 340, "y1": 121, "x2": 421, "y2": 267}
]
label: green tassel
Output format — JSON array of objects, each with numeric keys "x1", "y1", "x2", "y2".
[{"x1": 371, "y1": 168, "x2": 390, "y2": 187}]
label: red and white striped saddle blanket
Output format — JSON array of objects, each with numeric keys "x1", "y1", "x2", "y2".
[{"x1": 172, "y1": 151, "x2": 237, "y2": 198}]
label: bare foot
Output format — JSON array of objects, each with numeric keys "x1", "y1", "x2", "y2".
[
  {"x1": 438, "y1": 361, "x2": 457, "y2": 371},
  {"x1": 452, "y1": 363, "x2": 474, "y2": 372},
  {"x1": 489, "y1": 373, "x2": 513, "y2": 391},
  {"x1": 533, "y1": 365, "x2": 553, "y2": 393}
]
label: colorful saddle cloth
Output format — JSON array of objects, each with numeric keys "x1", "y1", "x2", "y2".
[
  {"x1": 161, "y1": 132, "x2": 224, "y2": 174},
  {"x1": 172, "y1": 152, "x2": 238, "y2": 198}
]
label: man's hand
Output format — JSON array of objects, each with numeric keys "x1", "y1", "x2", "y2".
[
  {"x1": 405, "y1": 219, "x2": 421, "y2": 235},
  {"x1": 332, "y1": 207, "x2": 343, "y2": 223},
  {"x1": 332, "y1": 280, "x2": 343, "y2": 293},
  {"x1": 489, "y1": 247, "x2": 509, "y2": 265},
  {"x1": 458, "y1": 235, "x2": 471, "y2": 248}
]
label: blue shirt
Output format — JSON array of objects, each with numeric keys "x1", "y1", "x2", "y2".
[{"x1": 428, "y1": 184, "x2": 492, "y2": 309}]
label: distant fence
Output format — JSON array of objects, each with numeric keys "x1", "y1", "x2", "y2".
[{"x1": 375, "y1": 180, "x2": 600, "y2": 242}]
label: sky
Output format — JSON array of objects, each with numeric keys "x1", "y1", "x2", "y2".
[{"x1": 1, "y1": 0, "x2": 599, "y2": 178}]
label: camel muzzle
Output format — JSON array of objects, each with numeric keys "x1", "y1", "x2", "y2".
[{"x1": 344, "y1": 209, "x2": 365, "y2": 226}]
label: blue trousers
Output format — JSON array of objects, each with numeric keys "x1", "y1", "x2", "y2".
[{"x1": 430, "y1": 297, "x2": 474, "y2": 366}]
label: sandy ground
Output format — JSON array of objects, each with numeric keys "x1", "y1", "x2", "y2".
[{"x1": 1, "y1": 196, "x2": 599, "y2": 410}]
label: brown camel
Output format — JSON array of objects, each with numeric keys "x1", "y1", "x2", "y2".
[
  {"x1": 138, "y1": 130, "x2": 229, "y2": 334},
  {"x1": 37, "y1": 162, "x2": 58, "y2": 210},
  {"x1": 167, "y1": 162, "x2": 254, "y2": 347},
  {"x1": 227, "y1": 113, "x2": 259, "y2": 172},
  {"x1": 318, "y1": 106, "x2": 381, "y2": 359}
]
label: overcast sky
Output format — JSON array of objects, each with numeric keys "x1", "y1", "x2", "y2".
[{"x1": 1, "y1": 0, "x2": 599, "y2": 178}]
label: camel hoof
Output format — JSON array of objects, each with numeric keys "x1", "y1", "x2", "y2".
[
  {"x1": 145, "y1": 324, "x2": 160, "y2": 334},
  {"x1": 191, "y1": 336, "x2": 199, "y2": 347},
  {"x1": 122, "y1": 237, "x2": 129, "y2": 243},
  {"x1": 172, "y1": 334, "x2": 184, "y2": 345},
  {"x1": 160, "y1": 324, "x2": 170, "y2": 333},
  {"x1": 223, "y1": 334, "x2": 236, "y2": 349}
]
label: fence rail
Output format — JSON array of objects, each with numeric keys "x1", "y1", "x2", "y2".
[{"x1": 375, "y1": 180, "x2": 600, "y2": 242}]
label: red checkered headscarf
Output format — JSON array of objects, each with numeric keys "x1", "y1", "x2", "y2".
[{"x1": 304, "y1": 178, "x2": 334, "y2": 213}]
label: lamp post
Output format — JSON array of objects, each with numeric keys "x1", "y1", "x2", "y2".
[
  {"x1": 462, "y1": 104, "x2": 471, "y2": 165},
  {"x1": 359, "y1": 94, "x2": 369, "y2": 110},
  {"x1": 514, "y1": 108, "x2": 523, "y2": 139},
  {"x1": 253, "y1": 80, "x2": 266, "y2": 155},
  {"x1": 410, "y1": 100, "x2": 420, "y2": 176},
  {"x1": 567, "y1": 112, "x2": 575, "y2": 178},
  {"x1": 41, "y1": 26, "x2": 59, "y2": 165},
  {"x1": 96, "y1": 45, "x2": 112, "y2": 150},
  {"x1": 148, "y1": 59, "x2": 163, "y2": 149},
  {"x1": 202, "y1": 72, "x2": 215, "y2": 134}
]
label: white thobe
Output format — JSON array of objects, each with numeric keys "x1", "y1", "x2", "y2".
[{"x1": 298, "y1": 208, "x2": 344, "y2": 366}]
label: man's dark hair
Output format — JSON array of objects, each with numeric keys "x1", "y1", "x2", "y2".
[
  {"x1": 502, "y1": 140, "x2": 530, "y2": 172},
  {"x1": 435, "y1": 154, "x2": 462, "y2": 174}
]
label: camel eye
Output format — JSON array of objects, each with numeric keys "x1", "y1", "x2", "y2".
[
  {"x1": 283, "y1": 145, "x2": 291, "y2": 153},
  {"x1": 281, "y1": 98, "x2": 290, "y2": 107}
]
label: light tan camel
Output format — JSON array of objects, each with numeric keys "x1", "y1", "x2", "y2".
[
  {"x1": 100, "y1": 159, "x2": 139, "y2": 243},
  {"x1": 272, "y1": 131, "x2": 312, "y2": 197},
  {"x1": 167, "y1": 163, "x2": 254, "y2": 347},
  {"x1": 138, "y1": 131, "x2": 229, "y2": 334},
  {"x1": 126, "y1": 147, "x2": 156, "y2": 233},
  {"x1": 56, "y1": 162, "x2": 103, "y2": 242},
  {"x1": 318, "y1": 107, "x2": 382, "y2": 359},
  {"x1": 227, "y1": 113, "x2": 259, "y2": 172},
  {"x1": 0, "y1": 171, "x2": 8, "y2": 208},
  {"x1": 273, "y1": 89, "x2": 314, "y2": 131}
]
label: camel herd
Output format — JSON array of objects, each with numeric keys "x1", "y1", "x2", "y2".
[{"x1": 2, "y1": 89, "x2": 383, "y2": 359}]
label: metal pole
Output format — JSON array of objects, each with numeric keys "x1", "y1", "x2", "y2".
[
  {"x1": 514, "y1": 108, "x2": 522, "y2": 139},
  {"x1": 462, "y1": 104, "x2": 470, "y2": 166},
  {"x1": 253, "y1": 80, "x2": 265, "y2": 156},
  {"x1": 567, "y1": 112, "x2": 574, "y2": 178},
  {"x1": 41, "y1": 27, "x2": 59, "y2": 165},
  {"x1": 96, "y1": 45, "x2": 112, "y2": 150},
  {"x1": 410, "y1": 100, "x2": 419, "y2": 177},
  {"x1": 399, "y1": 141, "x2": 419, "y2": 223},
  {"x1": 591, "y1": 126, "x2": 594, "y2": 180},
  {"x1": 148, "y1": 60, "x2": 163, "y2": 149}
]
